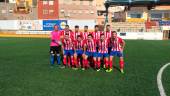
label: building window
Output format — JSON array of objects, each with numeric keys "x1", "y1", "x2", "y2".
[
  {"x1": 130, "y1": 13, "x2": 142, "y2": 18},
  {"x1": 43, "y1": 9, "x2": 48, "y2": 15},
  {"x1": 43, "y1": 1, "x2": 48, "y2": 5},
  {"x1": 49, "y1": 1, "x2": 54, "y2": 5},
  {"x1": 49, "y1": 9, "x2": 54, "y2": 14},
  {"x1": 150, "y1": 13, "x2": 162, "y2": 20},
  {"x1": 164, "y1": 13, "x2": 170, "y2": 18}
]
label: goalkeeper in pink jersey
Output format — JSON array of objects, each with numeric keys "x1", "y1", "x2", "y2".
[{"x1": 50, "y1": 25, "x2": 62, "y2": 67}]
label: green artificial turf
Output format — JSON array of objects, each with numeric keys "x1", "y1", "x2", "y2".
[{"x1": 0, "y1": 38, "x2": 170, "y2": 96}]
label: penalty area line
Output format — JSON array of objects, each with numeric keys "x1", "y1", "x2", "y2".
[{"x1": 157, "y1": 62, "x2": 170, "y2": 96}]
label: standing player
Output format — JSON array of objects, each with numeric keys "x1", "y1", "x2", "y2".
[
  {"x1": 97, "y1": 34, "x2": 110, "y2": 72},
  {"x1": 62, "y1": 34, "x2": 74, "y2": 68},
  {"x1": 50, "y1": 25, "x2": 62, "y2": 67},
  {"x1": 74, "y1": 35, "x2": 84, "y2": 69},
  {"x1": 83, "y1": 34, "x2": 98, "y2": 70},
  {"x1": 105, "y1": 25, "x2": 112, "y2": 39},
  {"x1": 83, "y1": 25, "x2": 93, "y2": 40},
  {"x1": 109, "y1": 31, "x2": 125, "y2": 73},
  {"x1": 92, "y1": 25, "x2": 102, "y2": 40},
  {"x1": 73, "y1": 25, "x2": 83, "y2": 41},
  {"x1": 60, "y1": 25, "x2": 73, "y2": 39}
]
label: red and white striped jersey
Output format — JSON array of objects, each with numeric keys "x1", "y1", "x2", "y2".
[
  {"x1": 84, "y1": 39, "x2": 97, "y2": 52},
  {"x1": 62, "y1": 38, "x2": 74, "y2": 50},
  {"x1": 97, "y1": 39, "x2": 109, "y2": 53},
  {"x1": 60, "y1": 30, "x2": 74, "y2": 39},
  {"x1": 83, "y1": 32, "x2": 91, "y2": 40},
  {"x1": 73, "y1": 31, "x2": 83, "y2": 40},
  {"x1": 92, "y1": 31, "x2": 102, "y2": 40},
  {"x1": 110, "y1": 37, "x2": 124, "y2": 51},
  {"x1": 105, "y1": 31, "x2": 111, "y2": 39},
  {"x1": 74, "y1": 40, "x2": 84, "y2": 50}
]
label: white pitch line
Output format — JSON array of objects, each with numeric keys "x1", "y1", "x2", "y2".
[{"x1": 157, "y1": 63, "x2": 170, "y2": 96}]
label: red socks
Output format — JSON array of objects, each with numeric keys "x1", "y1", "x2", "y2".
[
  {"x1": 120, "y1": 60, "x2": 124, "y2": 69},
  {"x1": 109, "y1": 60, "x2": 113, "y2": 69},
  {"x1": 63, "y1": 57, "x2": 67, "y2": 66}
]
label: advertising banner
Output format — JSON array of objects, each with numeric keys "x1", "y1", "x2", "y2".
[{"x1": 43, "y1": 20, "x2": 67, "y2": 31}]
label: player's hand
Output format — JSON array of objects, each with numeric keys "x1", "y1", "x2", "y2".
[{"x1": 58, "y1": 41, "x2": 62, "y2": 45}]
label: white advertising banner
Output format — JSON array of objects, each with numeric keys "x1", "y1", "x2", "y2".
[
  {"x1": 17, "y1": 20, "x2": 43, "y2": 30},
  {"x1": 9, "y1": 0, "x2": 16, "y2": 3}
]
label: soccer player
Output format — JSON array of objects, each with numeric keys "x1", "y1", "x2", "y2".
[
  {"x1": 109, "y1": 31, "x2": 125, "y2": 73},
  {"x1": 50, "y1": 25, "x2": 62, "y2": 67},
  {"x1": 73, "y1": 25, "x2": 83, "y2": 41},
  {"x1": 83, "y1": 25, "x2": 91, "y2": 40},
  {"x1": 83, "y1": 34, "x2": 98, "y2": 70},
  {"x1": 74, "y1": 35, "x2": 84, "y2": 69},
  {"x1": 92, "y1": 25, "x2": 102, "y2": 40},
  {"x1": 105, "y1": 25, "x2": 112, "y2": 39},
  {"x1": 62, "y1": 34, "x2": 74, "y2": 68},
  {"x1": 97, "y1": 34, "x2": 110, "y2": 72},
  {"x1": 60, "y1": 25, "x2": 73, "y2": 39}
]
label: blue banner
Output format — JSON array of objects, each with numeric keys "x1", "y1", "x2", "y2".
[
  {"x1": 43, "y1": 20, "x2": 67, "y2": 31},
  {"x1": 159, "y1": 21, "x2": 170, "y2": 26}
]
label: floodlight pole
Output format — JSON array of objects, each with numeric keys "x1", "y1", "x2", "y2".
[{"x1": 104, "y1": 1, "x2": 110, "y2": 31}]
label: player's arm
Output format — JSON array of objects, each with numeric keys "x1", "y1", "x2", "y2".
[
  {"x1": 121, "y1": 39, "x2": 125, "y2": 51},
  {"x1": 83, "y1": 40, "x2": 87, "y2": 51},
  {"x1": 61, "y1": 39, "x2": 65, "y2": 54},
  {"x1": 73, "y1": 41, "x2": 77, "y2": 52}
]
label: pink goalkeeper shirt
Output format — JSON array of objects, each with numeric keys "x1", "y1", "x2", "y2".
[{"x1": 50, "y1": 31, "x2": 61, "y2": 47}]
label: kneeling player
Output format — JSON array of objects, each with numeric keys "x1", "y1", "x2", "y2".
[
  {"x1": 74, "y1": 35, "x2": 84, "y2": 69},
  {"x1": 97, "y1": 34, "x2": 109, "y2": 72},
  {"x1": 62, "y1": 34, "x2": 74, "y2": 68},
  {"x1": 110, "y1": 31, "x2": 125, "y2": 74},
  {"x1": 83, "y1": 34, "x2": 97, "y2": 70}
]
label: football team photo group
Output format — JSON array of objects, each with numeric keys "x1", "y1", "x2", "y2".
[{"x1": 50, "y1": 24, "x2": 125, "y2": 74}]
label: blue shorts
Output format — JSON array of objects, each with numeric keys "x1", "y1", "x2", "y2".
[
  {"x1": 85, "y1": 51, "x2": 98, "y2": 57},
  {"x1": 108, "y1": 47, "x2": 112, "y2": 54},
  {"x1": 76, "y1": 50, "x2": 84, "y2": 55},
  {"x1": 98, "y1": 53, "x2": 109, "y2": 57},
  {"x1": 110, "y1": 51, "x2": 123, "y2": 57},
  {"x1": 64, "y1": 50, "x2": 74, "y2": 56}
]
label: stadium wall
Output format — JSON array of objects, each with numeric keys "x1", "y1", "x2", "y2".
[{"x1": 118, "y1": 32, "x2": 163, "y2": 40}]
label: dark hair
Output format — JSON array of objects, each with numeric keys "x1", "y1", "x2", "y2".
[
  {"x1": 88, "y1": 34, "x2": 93, "y2": 37},
  {"x1": 106, "y1": 25, "x2": 110, "y2": 27},
  {"x1": 100, "y1": 33, "x2": 105, "y2": 36},
  {"x1": 65, "y1": 25, "x2": 69, "y2": 27},
  {"x1": 77, "y1": 35, "x2": 81, "y2": 38},
  {"x1": 84, "y1": 25, "x2": 88, "y2": 28},
  {"x1": 112, "y1": 31, "x2": 117, "y2": 34},
  {"x1": 95, "y1": 25, "x2": 99, "y2": 28},
  {"x1": 75, "y1": 25, "x2": 79, "y2": 28},
  {"x1": 54, "y1": 25, "x2": 58, "y2": 27}
]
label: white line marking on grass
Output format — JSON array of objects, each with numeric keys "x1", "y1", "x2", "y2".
[{"x1": 157, "y1": 63, "x2": 170, "y2": 96}]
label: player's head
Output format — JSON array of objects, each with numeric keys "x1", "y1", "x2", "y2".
[
  {"x1": 84, "y1": 25, "x2": 88, "y2": 32},
  {"x1": 75, "y1": 25, "x2": 79, "y2": 32},
  {"x1": 65, "y1": 25, "x2": 69, "y2": 31},
  {"x1": 94, "y1": 25, "x2": 99, "y2": 32},
  {"x1": 106, "y1": 25, "x2": 110, "y2": 31},
  {"x1": 64, "y1": 33, "x2": 69, "y2": 40},
  {"x1": 77, "y1": 35, "x2": 82, "y2": 41},
  {"x1": 87, "y1": 34, "x2": 93, "y2": 41},
  {"x1": 54, "y1": 25, "x2": 58, "y2": 31},
  {"x1": 100, "y1": 33, "x2": 105, "y2": 41},
  {"x1": 111, "y1": 31, "x2": 117, "y2": 39}
]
